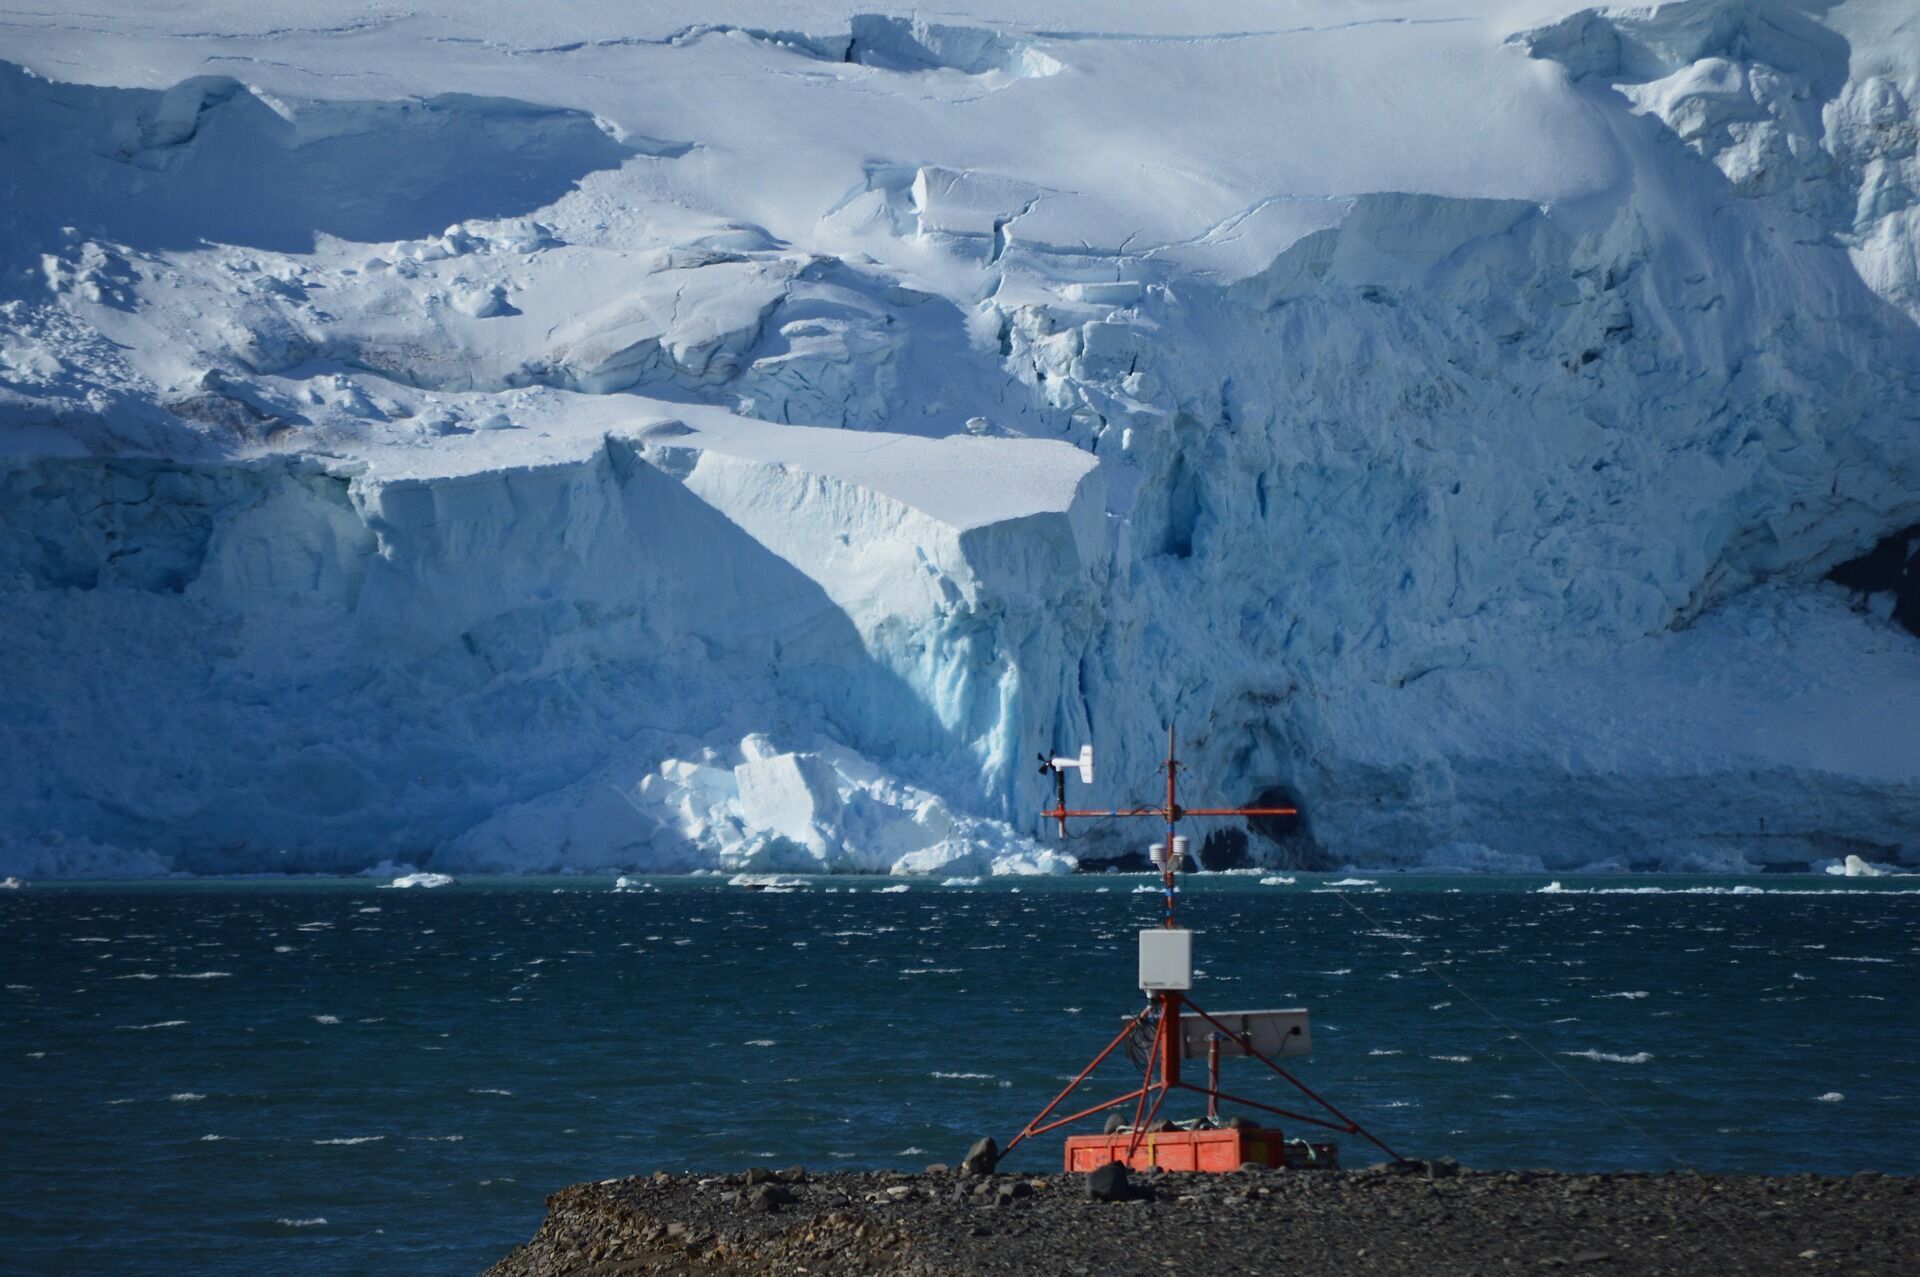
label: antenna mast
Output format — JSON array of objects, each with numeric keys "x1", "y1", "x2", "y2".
[
  {"x1": 1041, "y1": 723, "x2": 1301, "y2": 928},
  {"x1": 1013, "y1": 724, "x2": 1404, "y2": 1173}
]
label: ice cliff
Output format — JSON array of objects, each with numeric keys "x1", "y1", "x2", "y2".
[{"x1": 2, "y1": 1, "x2": 1917, "y2": 877}]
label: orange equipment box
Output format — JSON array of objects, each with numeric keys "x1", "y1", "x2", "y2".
[{"x1": 1064, "y1": 1128, "x2": 1336, "y2": 1173}]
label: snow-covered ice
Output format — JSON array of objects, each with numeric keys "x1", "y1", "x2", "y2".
[{"x1": 1, "y1": 2, "x2": 1918, "y2": 877}]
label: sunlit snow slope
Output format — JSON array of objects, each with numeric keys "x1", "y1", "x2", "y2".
[{"x1": 2, "y1": 1, "x2": 1918, "y2": 877}]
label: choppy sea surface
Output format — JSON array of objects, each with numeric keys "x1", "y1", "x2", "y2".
[{"x1": 3, "y1": 873, "x2": 1917, "y2": 1276}]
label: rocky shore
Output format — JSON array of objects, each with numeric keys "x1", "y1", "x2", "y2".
[{"x1": 484, "y1": 1162, "x2": 1918, "y2": 1276}]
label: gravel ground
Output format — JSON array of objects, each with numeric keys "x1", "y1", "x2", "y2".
[{"x1": 482, "y1": 1162, "x2": 1919, "y2": 1276}]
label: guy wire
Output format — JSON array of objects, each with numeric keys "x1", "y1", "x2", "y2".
[{"x1": 1328, "y1": 888, "x2": 1700, "y2": 1176}]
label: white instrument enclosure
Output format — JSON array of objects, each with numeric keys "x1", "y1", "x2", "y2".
[{"x1": 1137, "y1": 928, "x2": 1192, "y2": 990}]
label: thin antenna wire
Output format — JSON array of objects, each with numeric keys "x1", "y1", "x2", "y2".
[{"x1": 1327, "y1": 888, "x2": 1701, "y2": 1176}]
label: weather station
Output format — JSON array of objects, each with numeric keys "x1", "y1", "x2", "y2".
[{"x1": 1005, "y1": 728, "x2": 1405, "y2": 1174}]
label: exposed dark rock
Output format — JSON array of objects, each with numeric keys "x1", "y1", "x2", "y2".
[
  {"x1": 484, "y1": 1167, "x2": 1920, "y2": 1277},
  {"x1": 1077, "y1": 849, "x2": 1154, "y2": 873},
  {"x1": 744, "y1": 1183, "x2": 792, "y2": 1213},
  {"x1": 1244, "y1": 785, "x2": 1335, "y2": 869},
  {"x1": 1197, "y1": 827, "x2": 1253, "y2": 871},
  {"x1": 1086, "y1": 1161, "x2": 1130, "y2": 1202},
  {"x1": 1828, "y1": 522, "x2": 1920, "y2": 638},
  {"x1": 960, "y1": 1137, "x2": 998, "y2": 1177}
]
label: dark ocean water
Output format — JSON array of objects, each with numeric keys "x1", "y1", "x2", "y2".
[{"x1": 3, "y1": 873, "x2": 1916, "y2": 1276}]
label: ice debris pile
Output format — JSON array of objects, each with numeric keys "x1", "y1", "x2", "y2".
[{"x1": 1, "y1": 1, "x2": 1918, "y2": 877}]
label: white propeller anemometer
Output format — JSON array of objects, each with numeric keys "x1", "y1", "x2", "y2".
[{"x1": 1049, "y1": 744, "x2": 1094, "y2": 785}]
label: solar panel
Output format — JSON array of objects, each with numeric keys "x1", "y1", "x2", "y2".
[{"x1": 1178, "y1": 1008, "x2": 1311, "y2": 1060}]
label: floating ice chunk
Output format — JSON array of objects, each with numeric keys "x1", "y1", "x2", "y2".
[
  {"x1": 0, "y1": 876, "x2": 22, "y2": 889},
  {"x1": 1815, "y1": 1092, "x2": 1845, "y2": 1103},
  {"x1": 876, "y1": 883, "x2": 909, "y2": 893},
  {"x1": 727, "y1": 873, "x2": 809, "y2": 890},
  {"x1": 384, "y1": 873, "x2": 456, "y2": 889},
  {"x1": 1561, "y1": 1050, "x2": 1654, "y2": 1064},
  {"x1": 1825, "y1": 855, "x2": 1898, "y2": 877},
  {"x1": 1259, "y1": 876, "x2": 1296, "y2": 886}
]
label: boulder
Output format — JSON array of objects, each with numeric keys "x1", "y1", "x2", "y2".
[
  {"x1": 961, "y1": 1137, "x2": 999, "y2": 1176},
  {"x1": 745, "y1": 1183, "x2": 794, "y2": 1213},
  {"x1": 1086, "y1": 1161, "x2": 1130, "y2": 1202}
]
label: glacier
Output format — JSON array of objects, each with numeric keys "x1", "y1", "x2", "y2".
[{"x1": 1, "y1": 0, "x2": 1917, "y2": 878}]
